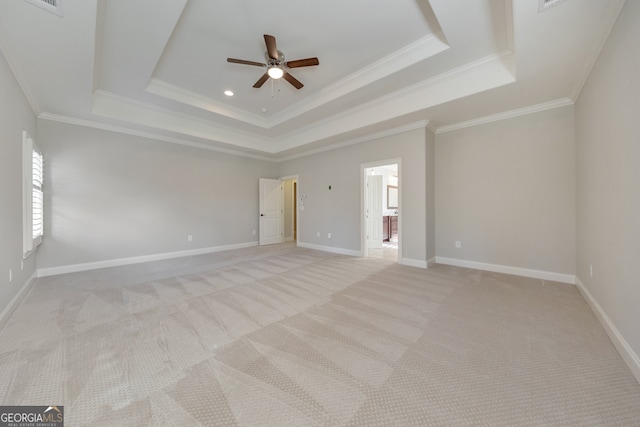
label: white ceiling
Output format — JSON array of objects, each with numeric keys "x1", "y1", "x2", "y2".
[{"x1": 0, "y1": 0, "x2": 625, "y2": 160}]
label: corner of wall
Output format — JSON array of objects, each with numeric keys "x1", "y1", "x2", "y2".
[
  {"x1": 575, "y1": 277, "x2": 640, "y2": 385},
  {"x1": 0, "y1": 272, "x2": 37, "y2": 331}
]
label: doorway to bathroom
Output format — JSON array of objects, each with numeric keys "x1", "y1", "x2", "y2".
[{"x1": 361, "y1": 160, "x2": 400, "y2": 262}]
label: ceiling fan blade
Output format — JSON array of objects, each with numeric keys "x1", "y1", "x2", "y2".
[
  {"x1": 253, "y1": 73, "x2": 270, "y2": 88},
  {"x1": 227, "y1": 58, "x2": 265, "y2": 67},
  {"x1": 285, "y1": 57, "x2": 320, "y2": 68},
  {"x1": 264, "y1": 34, "x2": 278, "y2": 60},
  {"x1": 282, "y1": 72, "x2": 304, "y2": 89}
]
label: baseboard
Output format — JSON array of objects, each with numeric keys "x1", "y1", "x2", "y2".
[
  {"x1": 427, "y1": 257, "x2": 436, "y2": 268},
  {"x1": 435, "y1": 256, "x2": 576, "y2": 284},
  {"x1": 0, "y1": 271, "x2": 37, "y2": 330},
  {"x1": 37, "y1": 241, "x2": 259, "y2": 277},
  {"x1": 297, "y1": 242, "x2": 360, "y2": 257},
  {"x1": 399, "y1": 258, "x2": 428, "y2": 269},
  {"x1": 575, "y1": 277, "x2": 640, "y2": 385}
]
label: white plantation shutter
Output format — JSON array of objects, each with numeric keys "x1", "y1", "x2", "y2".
[
  {"x1": 23, "y1": 131, "x2": 43, "y2": 256},
  {"x1": 32, "y1": 149, "x2": 44, "y2": 241}
]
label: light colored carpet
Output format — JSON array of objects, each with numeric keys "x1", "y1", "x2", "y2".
[{"x1": 0, "y1": 244, "x2": 638, "y2": 426}]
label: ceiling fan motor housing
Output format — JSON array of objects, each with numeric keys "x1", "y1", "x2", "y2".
[{"x1": 266, "y1": 50, "x2": 285, "y2": 67}]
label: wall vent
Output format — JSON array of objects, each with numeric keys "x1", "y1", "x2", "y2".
[
  {"x1": 538, "y1": 0, "x2": 568, "y2": 13},
  {"x1": 24, "y1": 0, "x2": 64, "y2": 17}
]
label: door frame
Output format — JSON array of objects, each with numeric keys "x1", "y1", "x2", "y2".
[
  {"x1": 280, "y1": 174, "x2": 300, "y2": 247},
  {"x1": 360, "y1": 159, "x2": 402, "y2": 261}
]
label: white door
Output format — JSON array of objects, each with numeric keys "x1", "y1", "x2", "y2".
[
  {"x1": 259, "y1": 178, "x2": 283, "y2": 245},
  {"x1": 367, "y1": 175, "x2": 383, "y2": 249}
]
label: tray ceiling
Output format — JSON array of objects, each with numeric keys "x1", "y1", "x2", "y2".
[{"x1": 0, "y1": 0, "x2": 626, "y2": 159}]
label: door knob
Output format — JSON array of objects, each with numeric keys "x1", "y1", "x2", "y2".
[{"x1": 260, "y1": 214, "x2": 264, "y2": 216}]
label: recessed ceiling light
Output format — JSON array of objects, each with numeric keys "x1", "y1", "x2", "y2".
[{"x1": 224, "y1": 90, "x2": 234, "y2": 97}]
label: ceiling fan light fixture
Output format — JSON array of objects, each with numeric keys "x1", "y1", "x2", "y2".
[
  {"x1": 227, "y1": 35, "x2": 318, "y2": 90},
  {"x1": 267, "y1": 66, "x2": 284, "y2": 79}
]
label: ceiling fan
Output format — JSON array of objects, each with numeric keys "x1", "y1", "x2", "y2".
[{"x1": 227, "y1": 34, "x2": 319, "y2": 90}]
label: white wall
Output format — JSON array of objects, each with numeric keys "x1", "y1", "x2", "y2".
[
  {"x1": 0, "y1": 50, "x2": 37, "y2": 316},
  {"x1": 435, "y1": 106, "x2": 576, "y2": 278},
  {"x1": 575, "y1": 0, "x2": 640, "y2": 380},
  {"x1": 279, "y1": 127, "x2": 428, "y2": 265},
  {"x1": 35, "y1": 120, "x2": 278, "y2": 271}
]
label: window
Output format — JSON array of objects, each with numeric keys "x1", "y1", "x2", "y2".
[{"x1": 23, "y1": 131, "x2": 43, "y2": 256}]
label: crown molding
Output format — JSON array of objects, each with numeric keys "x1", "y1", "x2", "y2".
[
  {"x1": 91, "y1": 89, "x2": 276, "y2": 152},
  {"x1": 145, "y1": 33, "x2": 449, "y2": 130},
  {"x1": 435, "y1": 97, "x2": 574, "y2": 134},
  {"x1": 275, "y1": 51, "x2": 516, "y2": 152},
  {"x1": 38, "y1": 111, "x2": 428, "y2": 164},
  {"x1": 38, "y1": 112, "x2": 278, "y2": 162},
  {"x1": 146, "y1": 78, "x2": 269, "y2": 128},
  {"x1": 278, "y1": 120, "x2": 429, "y2": 162},
  {"x1": 88, "y1": 52, "x2": 515, "y2": 156},
  {"x1": 269, "y1": 32, "x2": 450, "y2": 127}
]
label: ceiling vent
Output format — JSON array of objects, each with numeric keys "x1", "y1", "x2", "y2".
[
  {"x1": 538, "y1": 0, "x2": 568, "y2": 13},
  {"x1": 538, "y1": 0, "x2": 567, "y2": 13},
  {"x1": 24, "y1": 0, "x2": 64, "y2": 17}
]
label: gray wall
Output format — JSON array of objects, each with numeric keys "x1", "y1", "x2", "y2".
[
  {"x1": 35, "y1": 123, "x2": 430, "y2": 270},
  {"x1": 279, "y1": 127, "x2": 428, "y2": 265},
  {"x1": 283, "y1": 178, "x2": 295, "y2": 241},
  {"x1": 435, "y1": 106, "x2": 576, "y2": 275},
  {"x1": 0, "y1": 50, "x2": 37, "y2": 315},
  {"x1": 36, "y1": 120, "x2": 278, "y2": 270},
  {"x1": 425, "y1": 128, "x2": 435, "y2": 262},
  {"x1": 575, "y1": 1, "x2": 640, "y2": 366}
]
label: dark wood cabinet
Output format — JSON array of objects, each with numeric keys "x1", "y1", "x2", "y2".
[
  {"x1": 383, "y1": 217, "x2": 389, "y2": 241},
  {"x1": 382, "y1": 215, "x2": 398, "y2": 242},
  {"x1": 390, "y1": 215, "x2": 398, "y2": 240}
]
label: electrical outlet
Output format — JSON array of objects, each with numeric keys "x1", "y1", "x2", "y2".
[
  {"x1": 9, "y1": 268, "x2": 12, "y2": 283},
  {"x1": 252, "y1": 229, "x2": 256, "y2": 235},
  {"x1": 455, "y1": 240, "x2": 462, "y2": 249},
  {"x1": 328, "y1": 233, "x2": 332, "y2": 239},
  {"x1": 589, "y1": 264, "x2": 593, "y2": 278},
  {"x1": 187, "y1": 235, "x2": 193, "y2": 242},
  {"x1": 316, "y1": 231, "x2": 320, "y2": 238}
]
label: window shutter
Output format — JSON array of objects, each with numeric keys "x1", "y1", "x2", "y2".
[
  {"x1": 32, "y1": 150, "x2": 44, "y2": 242},
  {"x1": 23, "y1": 131, "x2": 44, "y2": 256}
]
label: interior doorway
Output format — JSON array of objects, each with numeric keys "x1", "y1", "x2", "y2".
[
  {"x1": 361, "y1": 161, "x2": 400, "y2": 262},
  {"x1": 281, "y1": 176, "x2": 298, "y2": 244}
]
